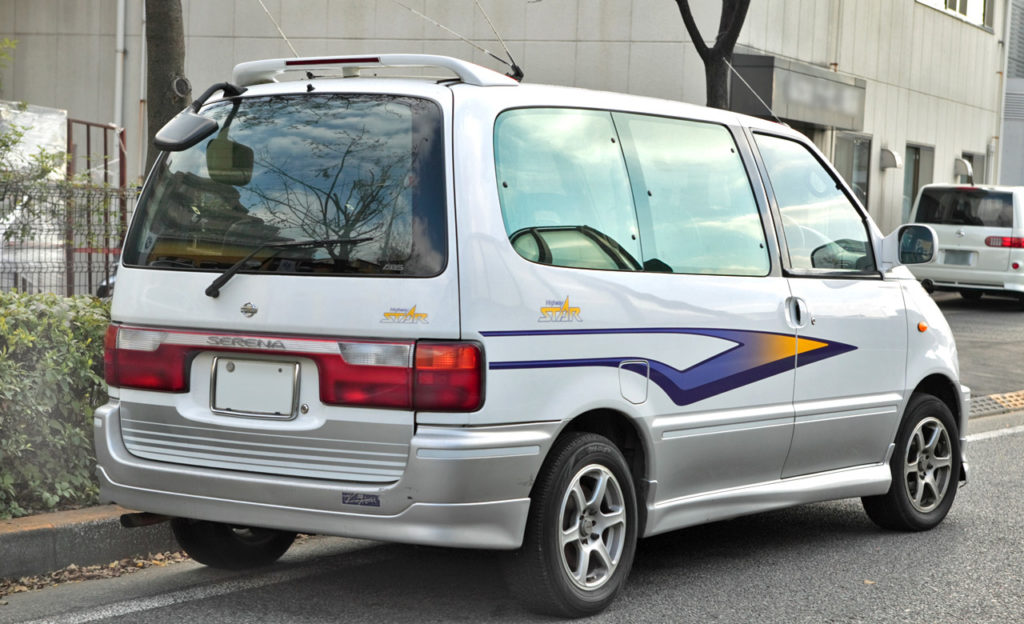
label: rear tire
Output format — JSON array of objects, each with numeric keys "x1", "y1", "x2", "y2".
[
  {"x1": 171, "y1": 518, "x2": 296, "y2": 570},
  {"x1": 959, "y1": 289, "x2": 983, "y2": 301},
  {"x1": 505, "y1": 432, "x2": 638, "y2": 618},
  {"x1": 862, "y1": 394, "x2": 960, "y2": 531}
]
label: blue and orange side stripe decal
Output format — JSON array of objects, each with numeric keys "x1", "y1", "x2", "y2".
[{"x1": 481, "y1": 328, "x2": 856, "y2": 407}]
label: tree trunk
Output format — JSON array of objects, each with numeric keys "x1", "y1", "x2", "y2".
[
  {"x1": 674, "y1": 0, "x2": 751, "y2": 110},
  {"x1": 704, "y1": 54, "x2": 731, "y2": 110},
  {"x1": 145, "y1": 0, "x2": 188, "y2": 174}
]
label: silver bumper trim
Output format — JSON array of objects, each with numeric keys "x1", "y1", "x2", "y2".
[
  {"x1": 95, "y1": 401, "x2": 558, "y2": 549},
  {"x1": 97, "y1": 465, "x2": 529, "y2": 549}
]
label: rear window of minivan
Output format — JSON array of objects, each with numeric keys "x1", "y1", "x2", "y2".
[
  {"x1": 914, "y1": 188, "x2": 1013, "y2": 228},
  {"x1": 123, "y1": 94, "x2": 447, "y2": 277}
]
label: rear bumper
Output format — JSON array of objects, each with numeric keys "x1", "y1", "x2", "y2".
[
  {"x1": 94, "y1": 402, "x2": 558, "y2": 549},
  {"x1": 911, "y1": 265, "x2": 1024, "y2": 294}
]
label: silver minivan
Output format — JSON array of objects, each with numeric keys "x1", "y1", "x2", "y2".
[
  {"x1": 95, "y1": 54, "x2": 967, "y2": 617},
  {"x1": 909, "y1": 183, "x2": 1024, "y2": 305}
]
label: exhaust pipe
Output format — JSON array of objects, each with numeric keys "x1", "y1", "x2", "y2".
[{"x1": 120, "y1": 512, "x2": 170, "y2": 528}]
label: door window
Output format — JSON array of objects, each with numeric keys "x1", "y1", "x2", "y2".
[{"x1": 756, "y1": 134, "x2": 876, "y2": 273}]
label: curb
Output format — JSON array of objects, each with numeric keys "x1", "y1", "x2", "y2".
[
  {"x1": 1, "y1": 393, "x2": 1020, "y2": 582},
  {"x1": 0, "y1": 505, "x2": 178, "y2": 580},
  {"x1": 969, "y1": 390, "x2": 1024, "y2": 419}
]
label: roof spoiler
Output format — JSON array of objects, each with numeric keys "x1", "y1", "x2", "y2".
[{"x1": 232, "y1": 54, "x2": 520, "y2": 88}]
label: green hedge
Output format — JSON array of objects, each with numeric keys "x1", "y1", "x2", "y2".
[{"x1": 0, "y1": 291, "x2": 109, "y2": 519}]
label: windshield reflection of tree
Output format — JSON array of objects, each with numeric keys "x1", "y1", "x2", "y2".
[{"x1": 237, "y1": 95, "x2": 415, "y2": 272}]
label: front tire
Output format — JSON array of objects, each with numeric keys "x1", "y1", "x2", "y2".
[
  {"x1": 171, "y1": 518, "x2": 296, "y2": 570},
  {"x1": 862, "y1": 394, "x2": 960, "y2": 531},
  {"x1": 505, "y1": 432, "x2": 638, "y2": 618}
]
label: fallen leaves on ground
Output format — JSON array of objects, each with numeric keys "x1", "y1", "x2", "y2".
[
  {"x1": 0, "y1": 551, "x2": 190, "y2": 602},
  {"x1": 0, "y1": 533, "x2": 313, "y2": 604}
]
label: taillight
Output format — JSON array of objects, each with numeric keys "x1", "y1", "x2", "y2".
[
  {"x1": 318, "y1": 341, "x2": 414, "y2": 408},
  {"x1": 320, "y1": 340, "x2": 483, "y2": 411},
  {"x1": 985, "y1": 236, "x2": 1024, "y2": 248},
  {"x1": 414, "y1": 343, "x2": 483, "y2": 411},
  {"x1": 104, "y1": 325, "x2": 191, "y2": 392}
]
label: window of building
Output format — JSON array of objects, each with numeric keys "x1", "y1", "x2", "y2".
[
  {"x1": 833, "y1": 133, "x2": 872, "y2": 210},
  {"x1": 918, "y1": 0, "x2": 991, "y2": 28},
  {"x1": 960, "y1": 151, "x2": 986, "y2": 184},
  {"x1": 984, "y1": 0, "x2": 996, "y2": 27},
  {"x1": 903, "y1": 145, "x2": 935, "y2": 222}
]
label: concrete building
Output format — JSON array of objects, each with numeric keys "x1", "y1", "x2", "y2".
[
  {"x1": 0, "y1": 0, "x2": 1011, "y2": 233},
  {"x1": 1002, "y1": 0, "x2": 1024, "y2": 184}
]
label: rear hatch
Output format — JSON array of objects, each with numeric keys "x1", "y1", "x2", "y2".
[
  {"x1": 913, "y1": 186, "x2": 1014, "y2": 275},
  {"x1": 107, "y1": 84, "x2": 476, "y2": 487}
]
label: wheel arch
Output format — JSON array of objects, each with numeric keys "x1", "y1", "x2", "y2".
[
  {"x1": 911, "y1": 373, "x2": 968, "y2": 482},
  {"x1": 912, "y1": 373, "x2": 963, "y2": 428},
  {"x1": 548, "y1": 408, "x2": 651, "y2": 531}
]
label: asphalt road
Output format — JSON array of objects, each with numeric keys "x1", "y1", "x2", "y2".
[
  {"x1": 2, "y1": 411, "x2": 1022, "y2": 624},
  {"x1": 931, "y1": 291, "x2": 1024, "y2": 398}
]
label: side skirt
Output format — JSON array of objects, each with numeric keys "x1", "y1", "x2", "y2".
[{"x1": 643, "y1": 463, "x2": 891, "y2": 537}]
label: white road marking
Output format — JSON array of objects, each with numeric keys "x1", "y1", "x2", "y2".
[
  {"x1": 20, "y1": 564, "x2": 319, "y2": 624},
  {"x1": 966, "y1": 424, "x2": 1024, "y2": 442}
]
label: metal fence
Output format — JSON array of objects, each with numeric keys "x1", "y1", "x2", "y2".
[{"x1": 0, "y1": 184, "x2": 136, "y2": 296}]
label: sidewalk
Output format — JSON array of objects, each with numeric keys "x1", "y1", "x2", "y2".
[
  {"x1": 0, "y1": 506, "x2": 177, "y2": 580},
  {"x1": 2, "y1": 391, "x2": 1023, "y2": 581}
]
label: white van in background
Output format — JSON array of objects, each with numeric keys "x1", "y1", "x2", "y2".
[
  {"x1": 908, "y1": 183, "x2": 1024, "y2": 305},
  {"x1": 95, "y1": 55, "x2": 967, "y2": 617}
]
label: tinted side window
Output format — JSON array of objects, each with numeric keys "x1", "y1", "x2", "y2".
[
  {"x1": 494, "y1": 109, "x2": 642, "y2": 271},
  {"x1": 915, "y1": 188, "x2": 1013, "y2": 228},
  {"x1": 756, "y1": 134, "x2": 875, "y2": 273},
  {"x1": 615, "y1": 113, "x2": 768, "y2": 276},
  {"x1": 494, "y1": 108, "x2": 769, "y2": 276}
]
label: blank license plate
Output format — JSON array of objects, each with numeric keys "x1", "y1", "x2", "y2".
[
  {"x1": 212, "y1": 358, "x2": 298, "y2": 418},
  {"x1": 943, "y1": 250, "x2": 973, "y2": 266}
]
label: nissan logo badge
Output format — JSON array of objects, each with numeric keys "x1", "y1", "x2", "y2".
[{"x1": 240, "y1": 302, "x2": 258, "y2": 318}]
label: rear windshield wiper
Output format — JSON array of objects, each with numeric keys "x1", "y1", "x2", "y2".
[{"x1": 205, "y1": 237, "x2": 372, "y2": 298}]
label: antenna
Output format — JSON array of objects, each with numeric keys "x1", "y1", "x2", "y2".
[
  {"x1": 474, "y1": 1, "x2": 523, "y2": 81},
  {"x1": 724, "y1": 57, "x2": 786, "y2": 126},
  {"x1": 389, "y1": 0, "x2": 524, "y2": 81},
  {"x1": 256, "y1": 0, "x2": 299, "y2": 58}
]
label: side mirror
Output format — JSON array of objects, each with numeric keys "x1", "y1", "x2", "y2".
[
  {"x1": 153, "y1": 111, "x2": 219, "y2": 151},
  {"x1": 880, "y1": 224, "x2": 936, "y2": 271},
  {"x1": 206, "y1": 136, "x2": 254, "y2": 186}
]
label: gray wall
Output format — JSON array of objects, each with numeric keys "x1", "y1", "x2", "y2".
[
  {"x1": 0, "y1": 0, "x2": 1009, "y2": 232},
  {"x1": 1004, "y1": 79, "x2": 1024, "y2": 185}
]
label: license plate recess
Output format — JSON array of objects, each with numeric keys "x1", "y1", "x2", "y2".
[
  {"x1": 943, "y1": 250, "x2": 974, "y2": 266},
  {"x1": 212, "y1": 357, "x2": 299, "y2": 419}
]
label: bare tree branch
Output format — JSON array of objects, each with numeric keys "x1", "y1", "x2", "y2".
[{"x1": 674, "y1": 0, "x2": 710, "y2": 61}]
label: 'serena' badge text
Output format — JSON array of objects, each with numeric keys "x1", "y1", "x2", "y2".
[{"x1": 539, "y1": 297, "x2": 582, "y2": 322}]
